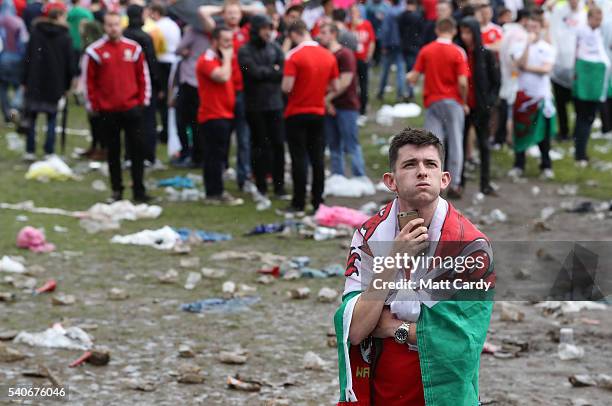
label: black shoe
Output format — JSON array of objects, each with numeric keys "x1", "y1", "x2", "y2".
[
  {"x1": 133, "y1": 193, "x2": 152, "y2": 203},
  {"x1": 481, "y1": 184, "x2": 498, "y2": 196},
  {"x1": 107, "y1": 191, "x2": 123, "y2": 203}
]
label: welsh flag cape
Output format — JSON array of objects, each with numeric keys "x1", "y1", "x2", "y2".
[
  {"x1": 512, "y1": 90, "x2": 557, "y2": 153},
  {"x1": 335, "y1": 198, "x2": 495, "y2": 405},
  {"x1": 573, "y1": 58, "x2": 611, "y2": 102}
]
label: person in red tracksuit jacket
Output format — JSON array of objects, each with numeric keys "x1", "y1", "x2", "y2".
[{"x1": 84, "y1": 11, "x2": 151, "y2": 202}]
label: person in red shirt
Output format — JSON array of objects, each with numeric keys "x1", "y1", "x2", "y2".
[
  {"x1": 84, "y1": 11, "x2": 151, "y2": 203},
  {"x1": 476, "y1": 2, "x2": 503, "y2": 51},
  {"x1": 310, "y1": 0, "x2": 333, "y2": 39},
  {"x1": 199, "y1": 0, "x2": 264, "y2": 190},
  {"x1": 407, "y1": 17, "x2": 469, "y2": 199},
  {"x1": 195, "y1": 27, "x2": 243, "y2": 206},
  {"x1": 349, "y1": 4, "x2": 375, "y2": 118},
  {"x1": 281, "y1": 20, "x2": 339, "y2": 215}
]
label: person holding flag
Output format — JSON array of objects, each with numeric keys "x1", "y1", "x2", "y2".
[
  {"x1": 572, "y1": 6, "x2": 610, "y2": 167},
  {"x1": 334, "y1": 128, "x2": 495, "y2": 405},
  {"x1": 507, "y1": 13, "x2": 557, "y2": 180}
]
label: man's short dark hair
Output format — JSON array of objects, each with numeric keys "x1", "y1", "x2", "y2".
[
  {"x1": 149, "y1": 3, "x2": 166, "y2": 16},
  {"x1": 332, "y1": 8, "x2": 346, "y2": 22},
  {"x1": 436, "y1": 17, "x2": 456, "y2": 33},
  {"x1": 515, "y1": 8, "x2": 530, "y2": 22},
  {"x1": 389, "y1": 128, "x2": 445, "y2": 170},
  {"x1": 320, "y1": 22, "x2": 339, "y2": 36},
  {"x1": 287, "y1": 20, "x2": 308, "y2": 36},
  {"x1": 212, "y1": 26, "x2": 232, "y2": 40}
]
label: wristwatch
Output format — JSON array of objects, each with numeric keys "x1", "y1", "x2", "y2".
[{"x1": 394, "y1": 322, "x2": 411, "y2": 344}]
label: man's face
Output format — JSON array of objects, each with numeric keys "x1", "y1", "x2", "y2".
[
  {"x1": 216, "y1": 30, "x2": 234, "y2": 50},
  {"x1": 285, "y1": 9, "x2": 301, "y2": 25},
  {"x1": 318, "y1": 26, "x2": 334, "y2": 47},
  {"x1": 104, "y1": 14, "x2": 122, "y2": 40},
  {"x1": 385, "y1": 145, "x2": 450, "y2": 206},
  {"x1": 436, "y1": 3, "x2": 452, "y2": 19},
  {"x1": 569, "y1": 0, "x2": 579, "y2": 9},
  {"x1": 526, "y1": 19, "x2": 542, "y2": 35},
  {"x1": 223, "y1": 4, "x2": 242, "y2": 28},
  {"x1": 588, "y1": 13, "x2": 602, "y2": 30}
]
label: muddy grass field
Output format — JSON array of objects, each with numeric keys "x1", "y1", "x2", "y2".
[{"x1": 1, "y1": 93, "x2": 612, "y2": 405}]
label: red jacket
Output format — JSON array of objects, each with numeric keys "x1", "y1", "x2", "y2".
[{"x1": 84, "y1": 36, "x2": 151, "y2": 113}]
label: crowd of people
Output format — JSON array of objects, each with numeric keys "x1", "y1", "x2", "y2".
[{"x1": 1, "y1": 0, "x2": 611, "y2": 207}]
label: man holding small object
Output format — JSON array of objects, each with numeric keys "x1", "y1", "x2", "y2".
[{"x1": 334, "y1": 128, "x2": 495, "y2": 405}]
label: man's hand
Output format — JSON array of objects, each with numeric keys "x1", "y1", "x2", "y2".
[
  {"x1": 462, "y1": 103, "x2": 470, "y2": 115},
  {"x1": 391, "y1": 218, "x2": 429, "y2": 260},
  {"x1": 220, "y1": 47, "x2": 233, "y2": 62},
  {"x1": 372, "y1": 307, "x2": 402, "y2": 338}
]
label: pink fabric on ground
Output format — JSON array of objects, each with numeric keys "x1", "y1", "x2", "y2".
[
  {"x1": 16, "y1": 226, "x2": 56, "y2": 253},
  {"x1": 314, "y1": 204, "x2": 369, "y2": 228}
]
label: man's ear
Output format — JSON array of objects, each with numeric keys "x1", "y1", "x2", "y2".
[
  {"x1": 383, "y1": 172, "x2": 398, "y2": 193},
  {"x1": 440, "y1": 171, "x2": 451, "y2": 191}
]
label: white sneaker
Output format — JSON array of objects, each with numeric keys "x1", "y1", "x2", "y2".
[
  {"x1": 575, "y1": 160, "x2": 588, "y2": 168},
  {"x1": 357, "y1": 115, "x2": 368, "y2": 127},
  {"x1": 255, "y1": 197, "x2": 272, "y2": 211},
  {"x1": 507, "y1": 167, "x2": 523, "y2": 179},
  {"x1": 43, "y1": 153, "x2": 58, "y2": 160},
  {"x1": 22, "y1": 152, "x2": 36, "y2": 162},
  {"x1": 203, "y1": 191, "x2": 244, "y2": 206},
  {"x1": 540, "y1": 169, "x2": 554, "y2": 180}
]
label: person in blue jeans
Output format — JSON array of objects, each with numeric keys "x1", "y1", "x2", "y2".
[
  {"x1": 376, "y1": 0, "x2": 407, "y2": 102},
  {"x1": 21, "y1": 3, "x2": 73, "y2": 160},
  {"x1": 320, "y1": 23, "x2": 366, "y2": 178}
]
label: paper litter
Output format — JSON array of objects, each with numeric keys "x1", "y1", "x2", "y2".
[
  {"x1": 14, "y1": 323, "x2": 93, "y2": 351},
  {"x1": 25, "y1": 156, "x2": 77, "y2": 181},
  {"x1": 110, "y1": 226, "x2": 181, "y2": 250}
]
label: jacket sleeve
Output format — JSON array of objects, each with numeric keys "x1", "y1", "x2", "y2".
[
  {"x1": 485, "y1": 49, "x2": 501, "y2": 104},
  {"x1": 135, "y1": 46, "x2": 151, "y2": 106},
  {"x1": 65, "y1": 35, "x2": 76, "y2": 90},
  {"x1": 238, "y1": 46, "x2": 279, "y2": 82},
  {"x1": 84, "y1": 50, "x2": 100, "y2": 111},
  {"x1": 142, "y1": 35, "x2": 161, "y2": 92}
]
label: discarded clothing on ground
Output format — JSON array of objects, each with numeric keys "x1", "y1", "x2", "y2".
[
  {"x1": 13, "y1": 323, "x2": 93, "y2": 351},
  {"x1": 157, "y1": 176, "x2": 195, "y2": 189},
  {"x1": 16, "y1": 226, "x2": 55, "y2": 253},
  {"x1": 175, "y1": 228, "x2": 232, "y2": 243},
  {"x1": 315, "y1": 204, "x2": 369, "y2": 228},
  {"x1": 181, "y1": 296, "x2": 260, "y2": 313},
  {"x1": 0, "y1": 256, "x2": 26, "y2": 273},
  {"x1": 25, "y1": 156, "x2": 77, "y2": 181},
  {"x1": 110, "y1": 226, "x2": 181, "y2": 250},
  {"x1": 323, "y1": 175, "x2": 375, "y2": 198},
  {"x1": 79, "y1": 201, "x2": 163, "y2": 234}
]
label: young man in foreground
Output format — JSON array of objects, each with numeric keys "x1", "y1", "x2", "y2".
[{"x1": 335, "y1": 128, "x2": 495, "y2": 405}]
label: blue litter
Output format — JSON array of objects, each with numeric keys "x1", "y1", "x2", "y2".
[
  {"x1": 289, "y1": 256, "x2": 310, "y2": 269},
  {"x1": 181, "y1": 296, "x2": 260, "y2": 313},
  {"x1": 174, "y1": 228, "x2": 232, "y2": 242},
  {"x1": 300, "y1": 268, "x2": 328, "y2": 278},
  {"x1": 246, "y1": 220, "x2": 303, "y2": 236},
  {"x1": 157, "y1": 176, "x2": 195, "y2": 189}
]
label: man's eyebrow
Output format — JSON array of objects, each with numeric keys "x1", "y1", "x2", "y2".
[{"x1": 400, "y1": 158, "x2": 418, "y2": 164}]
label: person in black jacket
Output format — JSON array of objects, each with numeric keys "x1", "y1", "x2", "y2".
[
  {"x1": 21, "y1": 3, "x2": 73, "y2": 160},
  {"x1": 238, "y1": 14, "x2": 286, "y2": 199},
  {"x1": 457, "y1": 16, "x2": 500, "y2": 195},
  {"x1": 124, "y1": 4, "x2": 160, "y2": 165},
  {"x1": 397, "y1": 0, "x2": 424, "y2": 99}
]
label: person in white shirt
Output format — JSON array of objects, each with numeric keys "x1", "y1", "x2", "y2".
[
  {"x1": 149, "y1": 3, "x2": 181, "y2": 145},
  {"x1": 600, "y1": 15, "x2": 612, "y2": 135},
  {"x1": 508, "y1": 13, "x2": 556, "y2": 180},
  {"x1": 572, "y1": 6, "x2": 609, "y2": 166},
  {"x1": 546, "y1": 0, "x2": 586, "y2": 140}
]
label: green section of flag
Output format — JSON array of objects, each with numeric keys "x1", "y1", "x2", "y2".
[
  {"x1": 335, "y1": 290, "x2": 361, "y2": 402},
  {"x1": 513, "y1": 103, "x2": 557, "y2": 153},
  {"x1": 573, "y1": 58, "x2": 608, "y2": 102},
  {"x1": 417, "y1": 290, "x2": 494, "y2": 406}
]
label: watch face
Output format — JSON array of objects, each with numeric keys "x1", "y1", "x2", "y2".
[{"x1": 395, "y1": 327, "x2": 408, "y2": 343}]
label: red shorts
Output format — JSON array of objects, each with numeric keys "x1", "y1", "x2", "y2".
[{"x1": 372, "y1": 338, "x2": 425, "y2": 405}]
